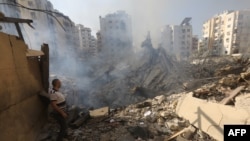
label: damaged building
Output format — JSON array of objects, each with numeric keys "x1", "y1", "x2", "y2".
[
  {"x1": 0, "y1": 15, "x2": 49, "y2": 141},
  {"x1": 99, "y1": 11, "x2": 133, "y2": 63},
  {"x1": 161, "y1": 18, "x2": 193, "y2": 61}
]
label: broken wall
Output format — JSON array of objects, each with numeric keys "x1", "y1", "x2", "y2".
[{"x1": 0, "y1": 32, "x2": 46, "y2": 141}]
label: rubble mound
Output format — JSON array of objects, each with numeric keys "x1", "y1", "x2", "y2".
[{"x1": 38, "y1": 93, "x2": 215, "y2": 141}]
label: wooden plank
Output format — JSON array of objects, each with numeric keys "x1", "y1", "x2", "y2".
[
  {"x1": 0, "y1": 17, "x2": 33, "y2": 23},
  {"x1": 220, "y1": 86, "x2": 244, "y2": 105},
  {"x1": 165, "y1": 127, "x2": 189, "y2": 141}
]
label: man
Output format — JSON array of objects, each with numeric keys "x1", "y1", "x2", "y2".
[{"x1": 50, "y1": 79, "x2": 68, "y2": 141}]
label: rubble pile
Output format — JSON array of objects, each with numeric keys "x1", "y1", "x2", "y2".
[
  {"x1": 191, "y1": 56, "x2": 250, "y2": 104},
  {"x1": 38, "y1": 55, "x2": 250, "y2": 141},
  {"x1": 38, "y1": 93, "x2": 215, "y2": 141}
]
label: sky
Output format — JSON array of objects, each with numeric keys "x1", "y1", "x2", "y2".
[{"x1": 49, "y1": 0, "x2": 250, "y2": 46}]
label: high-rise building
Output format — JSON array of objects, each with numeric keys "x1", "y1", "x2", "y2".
[
  {"x1": 99, "y1": 11, "x2": 133, "y2": 61},
  {"x1": 96, "y1": 31, "x2": 102, "y2": 52},
  {"x1": 161, "y1": 18, "x2": 193, "y2": 60},
  {"x1": 202, "y1": 10, "x2": 250, "y2": 55},
  {"x1": 76, "y1": 24, "x2": 98, "y2": 58},
  {"x1": 192, "y1": 35, "x2": 199, "y2": 52},
  {"x1": 89, "y1": 35, "x2": 97, "y2": 57},
  {"x1": 76, "y1": 24, "x2": 91, "y2": 49}
]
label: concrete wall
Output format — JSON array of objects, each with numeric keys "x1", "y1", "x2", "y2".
[{"x1": 0, "y1": 32, "x2": 46, "y2": 141}]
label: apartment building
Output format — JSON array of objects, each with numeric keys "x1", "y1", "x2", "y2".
[
  {"x1": 192, "y1": 35, "x2": 199, "y2": 52},
  {"x1": 96, "y1": 31, "x2": 102, "y2": 52},
  {"x1": 202, "y1": 10, "x2": 250, "y2": 55},
  {"x1": 99, "y1": 11, "x2": 133, "y2": 61},
  {"x1": 161, "y1": 18, "x2": 193, "y2": 60}
]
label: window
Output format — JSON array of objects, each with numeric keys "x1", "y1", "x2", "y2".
[
  {"x1": 226, "y1": 38, "x2": 229, "y2": 43},
  {"x1": 30, "y1": 12, "x2": 36, "y2": 19},
  {"x1": 239, "y1": 15, "x2": 244, "y2": 19},
  {"x1": 227, "y1": 24, "x2": 231, "y2": 28},
  {"x1": 182, "y1": 29, "x2": 186, "y2": 33},
  {"x1": 28, "y1": 1, "x2": 33, "y2": 7},
  {"x1": 228, "y1": 18, "x2": 231, "y2": 21},
  {"x1": 109, "y1": 20, "x2": 112, "y2": 23},
  {"x1": 120, "y1": 21, "x2": 126, "y2": 30},
  {"x1": 187, "y1": 29, "x2": 190, "y2": 32},
  {"x1": 227, "y1": 32, "x2": 230, "y2": 35}
]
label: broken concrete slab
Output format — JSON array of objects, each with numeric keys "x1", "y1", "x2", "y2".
[
  {"x1": 176, "y1": 92, "x2": 250, "y2": 141},
  {"x1": 235, "y1": 93, "x2": 250, "y2": 113},
  {"x1": 89, "y1": 107, "x2": 109, "y2": 118}
]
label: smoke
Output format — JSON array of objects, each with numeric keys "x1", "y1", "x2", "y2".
[{"x1": 2, "y1": 0, "x2": 249, "y2": 108}]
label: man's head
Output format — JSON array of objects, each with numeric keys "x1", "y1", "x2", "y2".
[{"x1": 52, "y1": 79, "x2": 61, "y2": 89}]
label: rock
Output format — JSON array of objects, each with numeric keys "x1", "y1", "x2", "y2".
[
  {"x1": 178, "y1": 119, "x2": 190, "y2": 127},
  {"x1": 159, "y1": 111, "x2": 170, "y2": 117},
  {"x1": 157, "y1": 117, "x2": 165, "y2": 126},
  {"x1": 89, "y1": 107, "x2": 109, "y2": 118},
  {"x1": 165, "y1": 119, "x2": 180, "y2": 131},
  {"x1": 241, "y1": 72, "x2": 250, "y2": 80},
  {"x1": 136, "y1": 101, "x2": 152, "y2": 108},
  {"x1": 154, "y1": 95, "x2": 166, "y2": 104},
  {"x1": 144, "y1": 111, "x2": 152, "y2": 117}
]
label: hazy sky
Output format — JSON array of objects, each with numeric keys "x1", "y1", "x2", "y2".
[{"x1": 49, "y1": 0, "x2": 250, "y2": 46}]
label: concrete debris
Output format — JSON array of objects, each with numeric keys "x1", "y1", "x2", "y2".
[
  {"x1": 37, "y1": 93, "x2": 213, "y2": 141},
  {"x1": 219, "y1": 86, "x2": 244, "y2": 105},
  {"x1": 235, "y1": 94, "x2": 250, "y2": 113},
  {"x1": 176, "y1": 93, "x2": 250, "y2": 141},
  {"x1": 89, "y1": 107, "x2": 109, "y2": 118},
  {"x1": 38, "y1": 55, "x2": 250, "y2": 141}
]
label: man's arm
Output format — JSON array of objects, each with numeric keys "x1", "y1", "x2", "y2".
[{"x1": 51, "y1": 101, "x2": 68, "y2": 118}]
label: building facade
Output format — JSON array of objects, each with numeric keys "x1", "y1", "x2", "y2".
[
  {"x1": 161, "y1": 18, "x2": 193, "y2": 60},
  {"x1": 99, "y1": 11, "x2": 133, "y2": 61},
  {"x1": 76, "y1": 24, "x2": 97, "y2": 58},
  {"x1": 192, "y1": 35, "x2": 199, "y2": 52},
  {"x1": 96, "y1": 31, "x2": 102, "y2": 52},
  {"x1": 202, "y1": 10, "x2": 250, "y2": 55}
]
